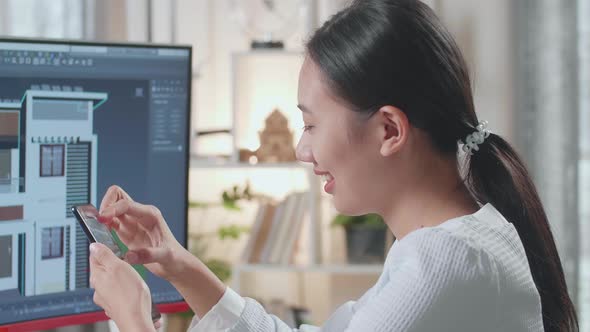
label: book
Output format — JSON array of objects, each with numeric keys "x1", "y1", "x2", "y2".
[
  {"x1": 259, "y1": 200, "x2": 285, "y2": 263},
  {"x1": 241, "y1": 202, "x2": 268, "y2": 263},
  {"x1": 260, "y1": 196, "x2": 289, "y2": 264},
  {"x1": 279, "y1": 192, "x2": 308, "y2": 264},
  {"x1": 249, "y1": 203, "x2": 277, "y2": 263},
  {"x1": 268, "y1": 193, "x2": 299, "y2": 264}
]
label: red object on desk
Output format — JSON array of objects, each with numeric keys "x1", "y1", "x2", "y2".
[{"x1": 0, "y1": 301, "x2": 189, "y2": 332}]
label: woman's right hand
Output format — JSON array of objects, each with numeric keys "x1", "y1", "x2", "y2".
[{"x1": 98, "y1": 185, "x2": 186, "y2": 281}]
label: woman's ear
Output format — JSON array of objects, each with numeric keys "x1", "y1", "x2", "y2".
[{"x1": 377, "y1": 105, "x2": 409, "y2": 157}]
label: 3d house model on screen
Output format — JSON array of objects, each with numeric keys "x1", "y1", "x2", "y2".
[{"x1": 0, "y1": 87, "x2": 107, "y2": 296}]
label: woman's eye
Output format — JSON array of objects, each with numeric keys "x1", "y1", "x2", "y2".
[{"x1": 302, "y1": 125, "x2": 314, "y2": 132}]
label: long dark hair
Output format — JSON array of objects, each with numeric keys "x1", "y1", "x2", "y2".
[{"x1": 306, "y1": 0, "x2": 578, "y2": 331}]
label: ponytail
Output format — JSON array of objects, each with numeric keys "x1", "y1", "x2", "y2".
[{"x1": 466, "y1": 133, "x2": 579, "y2": 332}]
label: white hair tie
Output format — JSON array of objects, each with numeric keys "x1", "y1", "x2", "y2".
[{"x1": 461, "y1": 120, "x2": 491, "y2": 155}]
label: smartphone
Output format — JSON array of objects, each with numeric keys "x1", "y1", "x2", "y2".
[
  {"x1": 71, "y1": 204, "x2": 162, "y2": 324},
  {"x1": 71, "y1": 204, "x2": 123, "y2": 258}
]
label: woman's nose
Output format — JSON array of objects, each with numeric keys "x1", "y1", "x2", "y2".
[{"x1": 296, "y1": 136, "x2": 314, "y2": 164}]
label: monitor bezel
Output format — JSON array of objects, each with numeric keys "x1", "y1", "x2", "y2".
[{"x1": 0, "y1": 36, "x2": 193, "y2": 330}]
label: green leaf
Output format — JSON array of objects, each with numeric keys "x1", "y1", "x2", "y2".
[
  {"x1": 189, "y1": 201, "x2": 210, "y2": 208},
  {"x1": 205, "y1": 259, "x2": 232, "y2": 282},
  {"x1": 222, "y1": 200, "x2": 241, "y2": 211},
  {"x1": 217, "y1": 225, "x2": 250, "y2": 239}
]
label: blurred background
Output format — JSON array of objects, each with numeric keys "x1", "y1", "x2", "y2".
[{"x1": 0, "y1": 0, "x2": 587, "y2": 331}]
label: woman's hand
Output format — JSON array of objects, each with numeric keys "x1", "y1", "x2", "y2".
[
  {"x1": 98, "y1": 185, "x2": 186, "y2": 281},
  {"x1": 98, "y1": 185, "x2": 227, "y2": 319},
  {"x1": 89, "y1": 242, "x2": 157, "y2": 332}
]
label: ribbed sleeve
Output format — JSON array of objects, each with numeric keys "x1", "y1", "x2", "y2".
[{"x1": 229, "y1": 298, "x2": 320, "y2": 332}]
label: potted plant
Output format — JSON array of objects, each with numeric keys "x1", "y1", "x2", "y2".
[{"x1": 332, "y1": 213, "x2": 388, "y2": 264}]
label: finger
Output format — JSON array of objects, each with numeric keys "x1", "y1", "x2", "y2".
[
  {"x1": 111, "y1": 214, "x2": 140, "y2": 240},
  {"x1": 125, "y1": 247, "x2": 170, "y2": 265},
  {"x1": 99, "y1": 185, "x2": 123, "y2": 214},
  {"x1": 98, "y1": 215, "x2": 128, "y2": 235},
  {"x1": 93, "y1": 290, "x2": 104, "y2": 309},
  {"x1": 89, "y1": 250, "x2": 108, "y2": 291},
  {"x1": 97, "y1": 214, "x2": 119, "y2": 228},
  {"x1": 99, "y1": 185, "x2": 133, "y2": 214},
  {"x1": 101, "y1": 200, "x2": 161, "y2": 228},
  {"x1": 89, "y1": 247, "x2": 101, "y2": 268},
  {"x1": 89, "y1": 272, "x2": 96, "y2": 289},
  {"x1": 90, "y1": 242, "x2": 119, "y2": 268},
  {"x1": 89, "y1": 248, "x2": 103, "y2": 285},
  {"x1": 93, "y1": 292, "x2": 110, "y2": 319},
  {"x1": 154, "y1": 319, "x2": 162, "y2": 330}
]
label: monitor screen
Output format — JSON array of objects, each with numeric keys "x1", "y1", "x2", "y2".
[{"x1": 0, "y1": 39, "x2": 191, "y2": 326}]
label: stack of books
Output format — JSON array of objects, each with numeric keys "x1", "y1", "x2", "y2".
[{"x1": 241, "y1": 192, "x2": 309, "y2": 265}]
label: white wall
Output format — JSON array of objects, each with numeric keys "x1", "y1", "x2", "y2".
[{"x1": 437, "y1": 0, "x2": 514, "y2": 142}]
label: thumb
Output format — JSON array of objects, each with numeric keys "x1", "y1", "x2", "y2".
[
  {"x1": 89, "y1": 242, "x2": 118, "y2": 267},
  {"x1": 125, "y1": 247, "x2": 170, "y2": 265}
]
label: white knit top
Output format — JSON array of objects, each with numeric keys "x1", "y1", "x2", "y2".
[{"x1": 188, "y1": 203, "x2": 544, "y2": 331}]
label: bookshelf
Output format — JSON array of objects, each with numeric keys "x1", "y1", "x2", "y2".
[{"x1": 188, "y1": 158, "x2": 323, "y2": 264}]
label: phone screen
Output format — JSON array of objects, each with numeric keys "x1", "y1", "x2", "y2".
[{"x1": 72, "y1": 204, "x2": 123, "y2": 259}]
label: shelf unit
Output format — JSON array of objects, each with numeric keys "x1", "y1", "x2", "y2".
[
  {"x1": 189, "y1": 157, "x2": 324, "y2": 263},
  {"x1": 189, "y1": 158, "x2": 389, "y2": 270}
]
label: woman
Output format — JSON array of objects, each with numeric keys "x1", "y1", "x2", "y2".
[{"x1": 89, "y1": 0, "x2": 579, "y2": 331}]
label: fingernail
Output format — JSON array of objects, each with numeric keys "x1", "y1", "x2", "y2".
[
  {"x1": 99, "y1": 208, "x2": 110, "y2": 217},
  {"x1": 126, "y1": 251, "x2": 138, "y2": 264},
  {"x1": 89, "y1": 243, "x2": 98, "y2": 255}
]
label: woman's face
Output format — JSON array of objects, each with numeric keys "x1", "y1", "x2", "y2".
[{"x1": 296, "y1": 58, "x2": 387, "y2": 215}]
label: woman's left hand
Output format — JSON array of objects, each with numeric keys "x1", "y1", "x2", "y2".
[{"x1": 89, "y1": 242, "x2": 157, "y2": 332}]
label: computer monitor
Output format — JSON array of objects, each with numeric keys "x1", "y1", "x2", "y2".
[{"x1": 0, "y1": 38, "x2": 191, "y2": 330}]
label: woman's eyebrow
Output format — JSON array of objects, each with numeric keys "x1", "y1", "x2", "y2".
[{"x1": 297, "y1": 104, "x2": 312, "y2": 114}]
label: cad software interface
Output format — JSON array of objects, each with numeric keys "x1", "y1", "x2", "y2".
[{"x1": 0, "y1": 40, "x2": 190, "y2": 325}]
